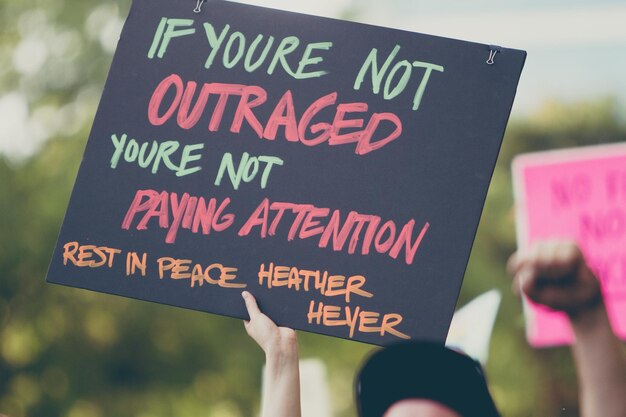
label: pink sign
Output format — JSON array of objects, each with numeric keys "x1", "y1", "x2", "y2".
[{"x1": 513, "y1": 143, "x2": 626, "y2": 347}]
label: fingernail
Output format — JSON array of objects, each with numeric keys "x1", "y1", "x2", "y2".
[{"x1": 242, "y1": 291, "x2": 249, "y2": 299}]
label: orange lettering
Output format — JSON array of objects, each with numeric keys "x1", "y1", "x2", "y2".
[
  {"x1": 381, "y1": 314, "x2": 410, "y2": 339},
  {"x1": 63, "y1": 241, "x2": 79, "y2": 265},
  {"x1": 344, "y1": 275, "x2": 373, "y2": 303},
  {"x1": 358, "y1": 311, "x2": 382, "y2": 333},
  {"x1": 62, "y1": 242, "x2": 120, "y2": 268},
  {"x1": 324, "y1": 275, "x2": 346, "y2": 298},
  {"x1": 322, "y1": 305, "x2": 347, "y2": 326}
]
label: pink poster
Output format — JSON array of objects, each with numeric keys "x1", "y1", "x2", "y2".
[{"x1": 513, "y1": 143, "x2": 626, "y2": 347}]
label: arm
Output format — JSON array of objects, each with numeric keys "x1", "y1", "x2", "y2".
[
  {"x1": 242, "y1": 291, "x2": 301, "y2": 417},
  {"x1": 508, "y1": 241, "x2": 626, "y2": 417}
]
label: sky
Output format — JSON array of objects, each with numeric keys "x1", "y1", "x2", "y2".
[{"x1": 240, "y1": 0, "x2": 626, "y2": 115}]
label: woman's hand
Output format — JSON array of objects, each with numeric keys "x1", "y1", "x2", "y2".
[
  {"x1": 242, "y1": 290, "x2": 298, "y2": 357},
  {"x1": 242, "y1": 291, "x2": 301, "y2": 417}
]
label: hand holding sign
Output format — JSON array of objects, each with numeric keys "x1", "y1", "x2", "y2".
[
  {"x1": 243, "y1": 290, "x2": 298, "y2": 356},
  {"x1": 243, "y1": 291, "x2": 302, "y2": 417}
]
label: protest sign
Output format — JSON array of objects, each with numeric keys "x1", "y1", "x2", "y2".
[
  {"x1": 446, "y1": 290, "x2": 502, "y2": 365},
  {"x1": 46, "y1": 0, "x2": 526, "y2": 345},
  {"x1": 513, "y1": 143, "x2": 626, "y2": 347}
]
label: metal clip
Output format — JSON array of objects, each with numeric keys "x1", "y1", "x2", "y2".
[
  {"x1": 194, "y1": 0, "x2": 205, "y2": 13},
  {"x1": 486, "y1": 45, "x2": 502, "y2": 65}
]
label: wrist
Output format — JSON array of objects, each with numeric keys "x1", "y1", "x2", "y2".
[
  {"x1": 566, "y1": 281, "x2": 604, "y2": 322},
  {"x1": 264, "y1": 331, "x2": 298, "y2": 360},
  {"x1": 569, "y1": 299, "x2": 609, "y2": 334}
]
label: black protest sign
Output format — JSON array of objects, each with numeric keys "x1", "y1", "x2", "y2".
[{"x1": 46, "y1": 0, "x2": 526, "y2": 345}]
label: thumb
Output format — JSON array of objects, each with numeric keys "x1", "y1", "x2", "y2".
[{"x1": 242, "y1": 291, "x2": 261, "y2": 319}]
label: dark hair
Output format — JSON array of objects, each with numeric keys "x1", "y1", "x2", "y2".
[{"x1": 355, "y1": 341, "x2": 500, "y2": 417}]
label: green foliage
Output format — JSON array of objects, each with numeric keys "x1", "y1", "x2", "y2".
[{"x1": 1, "y1": 1, "x2": 625, "y2": 416}]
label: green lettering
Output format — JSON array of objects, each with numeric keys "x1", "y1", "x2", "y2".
[
  {"x1": 147, "y1": 18, "x2": 168, "y2": 59},
  {"x1": 258, "y1": 156, "x2": 284, "y2": 189},
  {"x1": 203, "y1": 23, "x2": 231, "y2": 69},
  {"x1": 267, "y1": 36, "x2": 300, "y2": 77},
  {"x1": 157, "y1": 19, "x2": 195, "y2": 59},
  {"x1": 177, "y1": 144, "x2": 205, "y2": 177},
  {"x1": 294, "y1": 42, "x2": 332, "y2": 79},
  {"x1": 110, "y1": 133, "x2": 127, "y2": 169},
  {"x1": 138, "y1": 142, "x2": 158, "y2": 169},
  {"x1": 215, "y1": 152, "x2": 247, "y2": 190},
  {"x1": 223, "y1": 32, "x2": 246, "y2": 69},
  {"x1": 152, "y1": 141, "x2": 180, "y2": 174},
  {"x1": 353, "y1": 45, "x2": 401, "y2": 93},
  {"x1": 384, "y1": 60, "x2": 412, "y2": 99},
  {"x1": 244, "y1": 34, "x2": 275, "y2": 73},
  {"x1": 411, "y1": 61, "x2": 444, "y2": 111}
]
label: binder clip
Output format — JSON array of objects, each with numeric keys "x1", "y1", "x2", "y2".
[
  {"x1": 194, "y1": 0, "x2": 206, "y2": 13},
  {"x1": 486, "y1": 45, "x2": 501, "y2": 65}
]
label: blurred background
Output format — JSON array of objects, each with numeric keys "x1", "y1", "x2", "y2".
[{"x1": 1, "y1": 0, "x2": 625, "y2": 416}]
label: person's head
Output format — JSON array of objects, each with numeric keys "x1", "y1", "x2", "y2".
[
  {"x1": 355, "y1": 341, "x2": 500, "y2": 417},
  {"x1": 383, "y1": 399, "x2": 461, "y2": 417}
]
